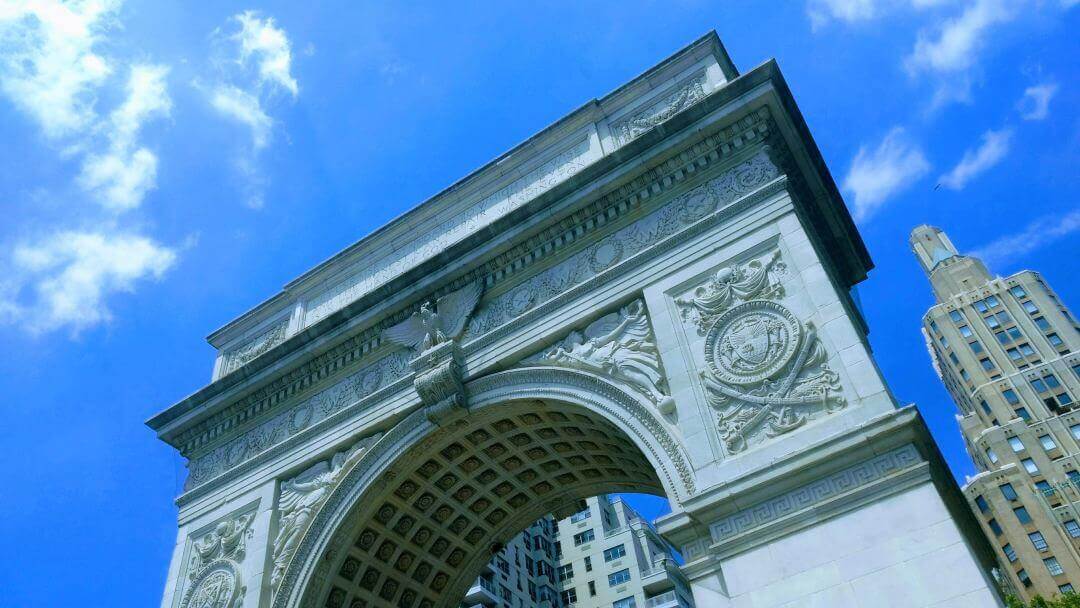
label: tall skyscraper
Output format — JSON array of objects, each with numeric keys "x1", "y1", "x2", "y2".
[
  {"x1": 462, "y1": 495, "x2": 693, "y2": 608},
  {"x1": 912, "y1": 225, "x2": 1080, "y2": 601}
]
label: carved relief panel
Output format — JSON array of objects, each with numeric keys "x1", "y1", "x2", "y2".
[
  {"x1": 177, "y1": 508, "x2": 256, "y2": 608},
  {"x1": 664, "y1": 248, "x2": 846, "y2": 457}
]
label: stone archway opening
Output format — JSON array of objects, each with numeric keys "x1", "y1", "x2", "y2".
[{"x1": 306, "y1": 398, "x2": 670, "y2": 608}]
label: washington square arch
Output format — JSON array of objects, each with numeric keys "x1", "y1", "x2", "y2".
[{"x1": 150, "y1": 33, "x2": 1005, "y2": 607}]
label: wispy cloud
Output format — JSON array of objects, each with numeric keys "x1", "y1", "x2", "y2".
[
  {"x1": 843, "y1": 127, "x2": 931, "y2": 222},
  {"x1": 79, "y1": 64, "x2": 171, "y2": 211},
  {"x1": 939, "y1": 127, "x2": 1012, "y2": 190},
  {"x1": 0, "y1": 0, "x2": 118, "y2": 138},
  {"x1": 904, "y1": 0, "x2": 1020, "y2": 109},
  {"x1": 0, "y1": 1, "x2": 178, "y2": 334},
  {"x1": 1017, "y1": 82, "x2": 1057, "y2": 121},
  {"x1": 969, "y1": 208, "x2": 1080, "y2": 269},
  {"x1": 1, "y1": 231, "x2": 176, "y2": 334},
  {"x1": 202, "y1": 11, "x2": 299, "y2": 208},
  {"x1": 807, "y1": 0, "x2": 949, "y2": 29}
]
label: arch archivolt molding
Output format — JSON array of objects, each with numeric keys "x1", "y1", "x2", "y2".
[{"x1": 270, "y1": 366, "x2": 694, "y2": 608}]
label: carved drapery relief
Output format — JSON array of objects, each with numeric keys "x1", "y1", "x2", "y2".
[
  {"x1": 271, "y1": 433, "x2": 382, "y2": 593},
  {"x1": 677, "y1": 252, "x2": 845, "y2": 454},
  {"x1": 220, "y1": 319, "x2": 289, "y2": 377},
  {"x1": 525, "y1": 300, "x2": 675, "y2": 414},
  {"x1": 187, "y1": 352, "x2": 409, "y2": 488},
  {"x1": 610, "y1": 71, "x2": 709, "y2": 146},
  {"x1": 467, "y1": 151, "x2": 780, "y2": 340},
  {"x1": 303, "y1": 139, "x2": 592, "y2": 327},
  {"x1": 180, "y1": 511, "x2": 254, "y2": 608}
]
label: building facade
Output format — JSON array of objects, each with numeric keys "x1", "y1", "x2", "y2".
[
  {"x1": 913, "y1": 225, "x2": 1080, "y2": 601},
  {"x1": 463, "y1": 495, "x2": 693, "y2": 608},
  {"x1": 149, "y1": 34, "x2": 1004, "y2": 608}
]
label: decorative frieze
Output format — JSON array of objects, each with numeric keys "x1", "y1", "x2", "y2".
[
  {"x1": 707, "y1": 444, "x2": 921, "y2": 542},
  {"x1": 676, "y1": 251, "x2": 845, "y2": 454},
  {"x1": 178, "y1": 109, "x2": 777, "y2": 494},
  {"x1": 271, "y1": 434, "x2": 381, "y2": 593},
  {"x1": 180, "y1": 510, "x2": 255, "y2": 608},
  {"x1": 524, "y1": 299, "x2": 675, "y2": 414},
  {"x1": 303, "y1": 138, "x2": 592, "y2": 327},
  {"x1": 220, "y1": 319, "x2": 290, "y2": 377},
  {"x1": 611, "y1": 70, "x2": 710, "y2": 146}
]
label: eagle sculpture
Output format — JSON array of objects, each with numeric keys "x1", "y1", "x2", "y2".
[{"x1": 383, "y1": 282, "x2": 483, "y2": 351}]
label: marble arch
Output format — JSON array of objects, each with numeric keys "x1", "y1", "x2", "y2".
[
  {"x1": 151, "y1": 33, "x2": 1005, "y2": 608},
  {"x1": 275, "y1": 369, "x2": 686, "y2": 608}
]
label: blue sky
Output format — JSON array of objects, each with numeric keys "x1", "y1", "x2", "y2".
[{"x1": 0, "y1": 1, "x2": 1077, "y2": 604}]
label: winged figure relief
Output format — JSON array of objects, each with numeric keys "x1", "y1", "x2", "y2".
[{"x1": 383, "y1": 282, "x2": 484, "y2": 351}]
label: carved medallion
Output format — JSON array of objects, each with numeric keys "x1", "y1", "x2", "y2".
[
  {"x1": 704, "y1": 301, "x2": 801, "y2": 386},
  {"x1": 185, "y1": 561, "x2": 240, "y2": 608}
]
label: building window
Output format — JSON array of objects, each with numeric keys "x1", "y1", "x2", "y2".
[
  {"x1": 603, "y1": 544, "x2": 626, "y2": 562},
  {"x1": 560, "y1": 589, "x2": 578, "y2": 605},
  {"x1": 1023, "y1": 458, "x2": 1039, "y2": 474},
  {"x1": 1048, "y1": 333, "x2": 1064, "y2": 347},
  {"x1": 1071, "y1": 424, "x2": 1080, "y2": 440},
  {"x1": 608, "y1": 569, "x2": 631, "y2": 587},
  {"x1": 1015, "y1": 507, "x2": 1033, "y2": 524},
  {"x1": 1059, "y1": 583, "x2": 1075, "y2": 594},
  {"x1": 961, "y1": 368, "x2": 971, "y2": 382},
  {"x1": 1033, "y1": 316, "x2": 1051, "y2": 330},
  {"x1": 1003, "y1": 389, "x2": 1020, "y2": 405},
  {"x1": 584, "y1": 556, "x2": 592, "y2": 572},
  {"x1": 1023, "y1": 300, "x2": 1039, "y2": 314},
  {"x1": 1040, "y1": 434, "x2": 1058, "y2": 451},
  {"x1": 1011, "y1": 286, "x2": 1028, "y2": 298},
  {"x1": 959, "y1": 325, "x2": 973, "y2": 337},
  {"x1": 1019, "y1": 569, "x2": 1032, "y2": 588},
  {"x1": 573, "y1": 530, "x2": 594, "y2": 546},
  {"x1": 970, "y1": 340, "x2": 984, "y2": 354},
  {"x1": 1045, "y1": 557, "x2": 1064, "y2": 576},
  {"x1": 980, "y1": 358, "x2": 995, "y2": 371},
  {"x1": 1036, "y1": 480, "x2": 1053, "y2": 495},
  {"x1": 1009, "y1": 437, "x2": 1026, "y2": 452},
  {"x1": 588, "y1": 581, "x2": 596, "y2": 596},
  {"x1": 570, "y1": 508, "x2": 591, "y2": 523},
  {"x1": 1004, "y1": 543, "x2": 1017, "y2": 562},
  {"x1": 987, "y1": 295, "x2": 1001, "y2": 307},
  {"x1": 975, "y1": 299, "x2": 990, "y2": 313},
  {"x1": 1065, "y1": 520, "x2": 1080, "y2": 538},
  {"x1": 949, "y1": 352, "x2": 960, "y2": 365},
  {"x1": 989, "y1": 518, "x2": 1003, "y2": 536},
  {"x1": 1030, "y1": 531, "x2": 1049, "y2": 551},
  {"x1": 975, "y1": 495, "x2": 990, "y2": 513},
  {"x1": 1017, "y1": 407, "x2": 1031, "y2": 422},
  {"x1": 612, "y1": 597, "x2": 637, "y2": 608},
  {"x1": 556, "y1": 564, "x2": 574, "y2": 583},
  {"x1": 981, "y1": 400, "x2": 992, "y2": 415},
  {"x1": 986, "y1": 447, "x2": 999, "y2": 463},
  {"x1": 1001, "y1": 483, "x2": 1019, "y2": 501},
  {"x1": 950, "y1": 310, "x2": 964, "y2": 323}
]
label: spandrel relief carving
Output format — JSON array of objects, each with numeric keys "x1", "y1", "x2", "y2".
[
  {"x1": 271, "y1": 433, "x2": 382, "y2": 593},
  {"x1": 677, "y1": 252, "x2": 844, "y2": 454},
  {"x1": 524, "y1": 300, "x2": 675, "y2": 415}
]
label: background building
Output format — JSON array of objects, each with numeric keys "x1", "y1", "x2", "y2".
[
  {"x1": 913, "y1": 225, "x2": 1080, "y2": 601},
  {"x1": 462, "y1": 495, "x2": 693, "y2": 608}
]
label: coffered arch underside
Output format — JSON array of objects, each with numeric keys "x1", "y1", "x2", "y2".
[{"x1": 273, "y1": 368, "x2": 694, "y2": 608}]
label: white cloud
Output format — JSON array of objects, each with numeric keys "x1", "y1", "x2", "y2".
[
  {"x1": 938, "y1": 127, "x2": 1011, "y2": 190},
  {"x1": 970, "y1": 208, "x2": 1080, "y2": 269},
  {"x1": 842, "y1": 127, "x2": 931, "y2": 222},
  {"x1": 233, "y1": 11, "x2": 297, "y2": 97},
  {"x1": 905, "y1": 0, "x2": 1016, "y2": 75},
  {"x1": 0, "y1": 0, "x2": 118, "y2": 138},
  {"x1": 209, "y1": 84, "x2": 272, "y2": 149},
  {"x1": 1017, "y1": 82, "x2": 1057, "y2": 120},
  {"x1": 807, "y1": 0, "x2": 950, "y2": 28},
  {"x1": 2, "y1": 231, "x2": 176, "y2": 334},
  {"x1": 79, "y1": 64, "x2": 171, "y2": 211}
]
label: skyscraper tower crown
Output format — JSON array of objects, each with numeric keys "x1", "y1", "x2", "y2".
[{"x1": 909, "y1": 225, "x2": 992, "y2": 302}]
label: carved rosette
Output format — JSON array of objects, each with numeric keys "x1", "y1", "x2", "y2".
[
  {"x1": 677, "y1": 252, "x2": 844, "y2": 454},
  {"x1": 180, "y1": 512, "x2": 254, "y2": 608},
  {"x1": 523, "y1": 299, "x2": 675, "y2": 415}
]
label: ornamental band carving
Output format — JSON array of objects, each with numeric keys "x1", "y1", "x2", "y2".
[
  {"x1": 677, "y1": 251, "x2": 845, "y2": 454},
  {"x1": 611, "y1": 71, "x2": 710, "y2": 146}
]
